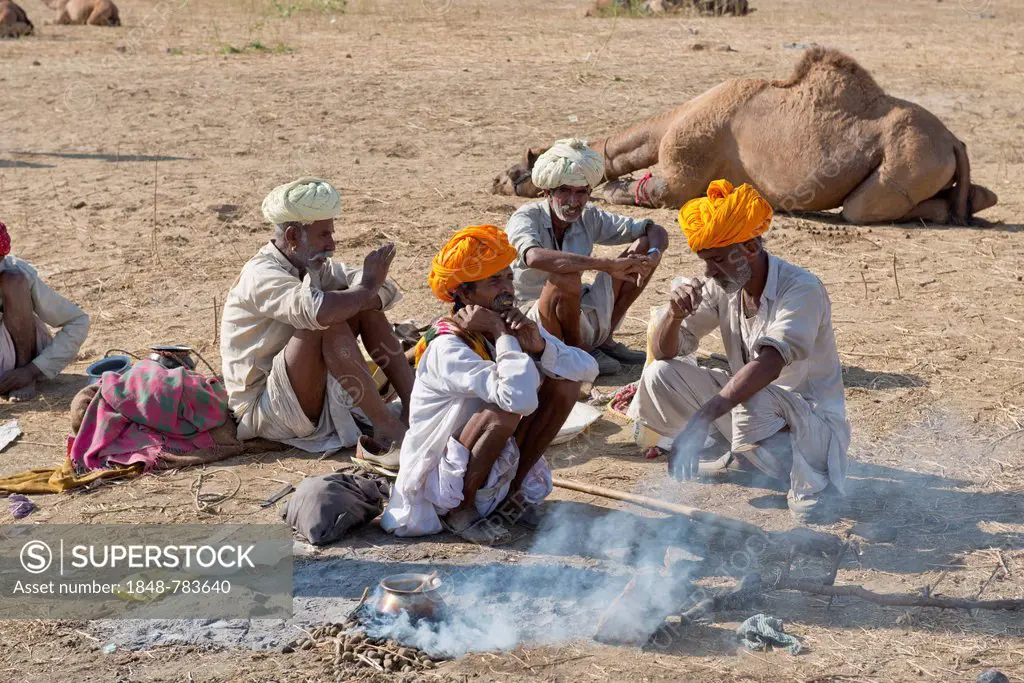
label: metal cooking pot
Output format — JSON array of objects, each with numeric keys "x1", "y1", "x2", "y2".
[{"x1": 375, "y1": 573, "x2": 445, "y2": 620}]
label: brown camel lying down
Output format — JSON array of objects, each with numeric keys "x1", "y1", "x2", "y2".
[
  {"x1": 43, "y1": 0, "x2": 119, "y2": 25},
  {"x1": 493, "y1": 48, "x2": 997, "y2": 225},
  {"x1": 0, "y1": 0, "x2": 33, "y2": 38}
]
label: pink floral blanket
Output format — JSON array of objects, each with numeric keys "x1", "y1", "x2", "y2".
[{"x1": 69, "y1": 360, "x2": 229, "y2": 472}]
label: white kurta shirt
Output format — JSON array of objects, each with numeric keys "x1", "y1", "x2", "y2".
[
  {"x1": 220, "y1": 242, "x2": 401, "y2": 420},
  {"x1": 675, "y1": 252, "x2": 850, "y2": 491},
  {"x1": 504, "y1": 201, "x2": 651, "y2": 305},
  {"x1": 0, "y1": 255, "x2": 89, "y2": 379},
  {"x1": 381, "y1": 327, "x2": 598, "y2": 537}
]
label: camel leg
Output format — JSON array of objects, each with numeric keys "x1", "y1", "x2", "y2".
[
  {"x1": 841, "y1": 168, "x2": 932, "y2": 224},
  {"x1": 87, "y1": 6, "x2": 111, "y2": 25},
  {"x1": 599, "y1": 174, "x2": 670, "y2": 208},
  {"x1": 596, "y1": 132, "x2": 662, "y2": 181}
]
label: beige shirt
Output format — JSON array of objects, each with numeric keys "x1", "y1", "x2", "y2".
[
  {"x1": 504, "y1": 200, "x2": 651, "y2": 304},
  {"x1": 674, "y1": 252, "x2": 846, "y2": 422},
  {"x1": 0, "y1": 256, "x2": 89, "y2": 379},
  {"x1": 220, "y1": 243, "x2": 402, "y2": 419}
]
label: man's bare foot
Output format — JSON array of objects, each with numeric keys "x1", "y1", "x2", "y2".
[
  {"x1": 373, "y1": 420, "x2": 407, "y2": 449},
  {"x1": 8, "y1": 382, "x2": 37, "y2": 402},
  {"x1": 441, "y1": 507, "x2": 511, "y2": 545}
]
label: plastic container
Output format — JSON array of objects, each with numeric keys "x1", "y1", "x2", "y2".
[{"x1": 86, "y1": 356, "x2": 131, "y2": 384}]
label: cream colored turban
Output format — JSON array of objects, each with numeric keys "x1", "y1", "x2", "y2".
[
  {"x1": 261, "y1": 177, "x2": 342, "y2": 225},
  {"x1": 531, "y1": 138, "x2": 605, "y2": 190}
]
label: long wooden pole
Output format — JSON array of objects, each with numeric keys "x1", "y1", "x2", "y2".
[{"x1": 551, "y1": 476, "x2": 764, "y2": 537}]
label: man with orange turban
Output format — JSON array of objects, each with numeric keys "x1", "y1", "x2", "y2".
[
  {"x1": 382, "y1": 225, "x2": 598, "y2": 543},
  {"x1": 628, "y1": 180, "x2": 850, "y2": 524}
]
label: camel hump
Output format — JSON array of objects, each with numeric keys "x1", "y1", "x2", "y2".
[{"x1": 772, "y1": 47, "x2": 887, "y2": 112}]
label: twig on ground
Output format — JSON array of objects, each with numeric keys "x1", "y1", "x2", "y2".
[
  {"x1": 775, "y1": 578, "x2": 1024, "y2": 611},
  {"x1": 997, "y1": 550, "x2": 1012, "y2": 577},
  {"x1": 151, "y1": 160, "x2": 161, "y2": 266},
  {"x1": 533, "y1": 654, "x2": 593, "y2": 670},
  {"x1": 972, "y1": 562, "x2": 1004, "y2": 615},
  {"x1": 191, "y1": 468, "x2": 242, "y2": 513},
  {"x1": 355, "y1": 653, "x2": 383, "y2": 671},
  {"x1": 860, "y1": 270, "x2": 868, "y2": 299},
  {"x1": 212, "y1": 295, "x2": 219, "y2": 346},
  {"x1": 892, "y1": 253, "x2": 901, "y2": 299}
]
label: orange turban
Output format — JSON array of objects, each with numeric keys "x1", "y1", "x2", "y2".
[
  {"x1": 678, "y1": 180, "x2": 773, "y2": 253},
  {"x1": 428, "y1": 225, "x2": 518, "y2": 303}
]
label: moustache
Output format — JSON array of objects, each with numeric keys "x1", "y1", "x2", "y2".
[{"x1": 493, "y1": 293, "x2": 516, "y2": 310}]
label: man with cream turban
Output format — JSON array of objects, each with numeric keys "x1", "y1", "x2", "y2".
[
  {"x1": 504, "y1": 138, "x2": 669, "y2": 376},
  {"x1": 220, "y1": 178, "x2": 413, "y2": 454},
  {"x1": 628, "y1": 180, "x2": 849, "y2": 523},
  {"x1": 381, "y1": 225, "x2": 597, "y2": 543},
  {"x1": 0, "y1": 220, "x2": 90, "y2": 402}
]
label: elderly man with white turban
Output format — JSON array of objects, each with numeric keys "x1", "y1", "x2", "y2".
[
  {"x1": 220, "y1": 178, "x2": 413, "y2": 454},
  {"x1": 504, "y1": 139, "x2": 669, "y2": 375}
]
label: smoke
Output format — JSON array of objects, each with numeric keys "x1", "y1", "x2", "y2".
[{"x1": 364, "y1": 473, "x2": 721, "y2": 658}]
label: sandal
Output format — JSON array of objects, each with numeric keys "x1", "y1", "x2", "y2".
[{"x1": 351, "y1": 435, "x2": 400, "y2": 475}]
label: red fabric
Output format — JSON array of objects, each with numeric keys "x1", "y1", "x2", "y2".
[{"x1": 0, "y1": 221, "x2": 10, "y2": 258}]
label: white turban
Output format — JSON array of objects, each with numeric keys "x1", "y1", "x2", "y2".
[
  {"x1": 261, "y1": 177, "x2": 342, "y2": 225},
  {"x1": 531, "y1": 138, "x2": 605, "y2": 190}
]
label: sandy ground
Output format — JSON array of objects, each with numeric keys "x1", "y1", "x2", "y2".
[{"x1": 1, "y1": 0, "x2": 1023, "y2": 680}]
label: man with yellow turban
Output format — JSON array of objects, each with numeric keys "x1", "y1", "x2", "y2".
[
  {"x1": 220, "y1": 178, "x2": 413, "y2": 454},
  {"x1": 628, "y1": 180, "x2": 849, "y2": 524},
  {"x1": 504, "y1": 138, "x2": 669, "y2": 375},
  {"x1": 381, "y1": 225, "x2": 597, "y2": 543}
]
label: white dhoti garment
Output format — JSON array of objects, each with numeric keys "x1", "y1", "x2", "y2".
[
  {"x1": 0, "y1": 317, "x2": 53, "y2": 374},
  {"x1": 426, "y1": 436, "x2": 552, "y2": 521},
  {"x1": 235, "y1": 346, "x2": 364, "y2": 452},
  {"x1": 629, "y1": 357, "x2": 845, "y2": 496},
  {"x1": 522, "y1": 270, "x2": 615, "y2": 350}
]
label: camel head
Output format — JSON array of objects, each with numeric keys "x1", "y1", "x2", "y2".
[{"x1": 491, "y1": 147, "x2": 546, "y2": 198}]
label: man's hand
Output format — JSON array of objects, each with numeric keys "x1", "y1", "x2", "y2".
[
  {"x1": 667, "y1": 413, "x2": 712, "y2": 480},
  {"x1": 501, "y1": 308, "x2": 545, "y2": 355},
  {"x1": 358, "y1": 242, "x2": 396, "y2": 293},
  {"x1": 639, "y1": 249, "x2": 662, "y2": 280},
  {"x1": 453, "y1": 305, "x2": 507, "y2": 340},
  {"x1": 603, "y1": 255, "x2": 649, "y2": 283},
  {"x1": 0, "y1": 364, "x2": 41, "y2": 396},
  {"x1": 668, "y1": 279, "x2": 703, "y2": 320}
]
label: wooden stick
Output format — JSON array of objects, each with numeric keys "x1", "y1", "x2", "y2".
[
  {"x1": 860, "y1": 270, "x2": 868, "y2": 299},
  {"x1": 777, "y1": 578, "x2": 1024, "y2": 611},
  {"x1": 212, "y1": 295, "x2": 219, "y2": 346},
  {"x1": 892, "y1": 253, "x2": 901, "y2": 299},
  {"x1": 151, "y1": 159, "x2": 162, "y2": 265},
  {"x1": 551, "y1": 476, "x2": 763, "y2": 536}
]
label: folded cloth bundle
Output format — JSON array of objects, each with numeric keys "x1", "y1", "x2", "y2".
[
  {"x1": 283, "y1": 469, "x2": 390, "y2": 545},
  {"x1": 736, "y1": 613, "x2": 802, "y2": 655}
]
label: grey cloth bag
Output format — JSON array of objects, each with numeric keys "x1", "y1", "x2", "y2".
[{"x1": 283, "y1": 469, "x2": 390, "y2": 545}]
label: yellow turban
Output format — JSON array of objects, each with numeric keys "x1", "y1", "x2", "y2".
[
  {"x1": 429, "y1": 225, "x2": 518, "y2": 303},
  {"x1": 678, "y1": 180, "x2": 773, "y2": 253}
]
